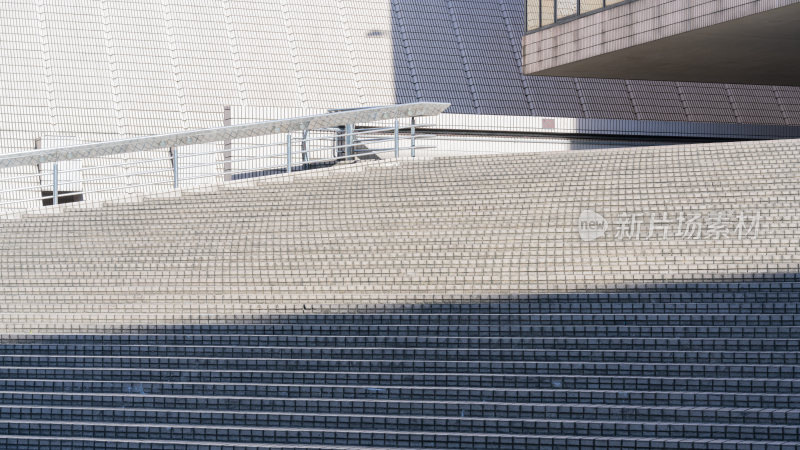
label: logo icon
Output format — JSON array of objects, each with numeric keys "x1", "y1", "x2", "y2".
[{"x1": 579, "y1": 209, "x2": 608, "y2": 242}]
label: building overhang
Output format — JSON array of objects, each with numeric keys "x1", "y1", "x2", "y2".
[{"x1": 523, "y1": 2, "x2": 800, "y2": 86}]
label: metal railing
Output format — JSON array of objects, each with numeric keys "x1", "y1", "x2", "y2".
[
  {"x1": 0, "y1": 102, "x2": 448, "y2": 215},
  {"x1": 526, "y1": 0, "x2": 630, "y2": 31}
]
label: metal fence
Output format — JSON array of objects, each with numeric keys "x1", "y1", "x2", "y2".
[
  {"x1": 0, "y1": 103, "x2": 448, "y2": 216},
  {"x1": 526, "y1": 0, "x2": 630, "y2": 31}
]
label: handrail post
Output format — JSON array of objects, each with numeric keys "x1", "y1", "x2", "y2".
[
  {"x1": 345, "y1": 124, "x2": 354, "y2": 159},
  {"x1": 52, "y1": 163, "x2": 59, "y2": 206},
  {"x1": 172, "y1": 147, "x2": 179, "y2": 189},
  {"x1": 301, "y1": 129, "x2": 309, "y2": 169},
  {"x1": 223, "y1": 106, "x2": 232, "y2": 182},
  {"x1": 411, "y1": 117, "x2": 416, "y2": 158},
  {"x1": 394, "y1": 119, "x2": 400, "y2": 158},
  {"x1": 286, "y1": 133, "x2": 292, "y2": 174}
]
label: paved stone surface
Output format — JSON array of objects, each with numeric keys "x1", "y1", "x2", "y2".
[{"x1": 0, "y1": 139, "x2": 798, "y2": 447}]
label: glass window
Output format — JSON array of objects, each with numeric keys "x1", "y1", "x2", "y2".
[
  {"x1": 581, "y1": 0, "x2": 604, "y2": 13},
  {"x1": 541, "y1": 0, "x2": 555, "y2": 26},
  {"x1": 557, "y1": 0, "x2": 579, "y2": 19},
  {"x1": 526, "y1": 0, "x2": 632, "y2": 32},
  {"x1": 527, "y1": 0, "x2": 541, "y2": 31}
]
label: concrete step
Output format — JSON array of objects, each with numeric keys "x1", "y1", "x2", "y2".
[
  {"x1": 0, "y1": 418, "x2": 797, "y2": 443},
  {"x1": 0, "y1": 434, "x2": 794, "y2": 450},
  {"x1": 1, "y1": 375, "x2": 797, "y2": 396},
  {"x1": 1, "y1": 355, "x2": 798, "y2": 378},
  {"x1": 0, "y1": 301, "x2": 797, "y2": 315},
  {"x1": 3, "y1": 335, "x2": 796, "y2": 351},
  {"x1": 1, "y1": 345, "x2": 796, "y2": 365},
  {"x1": 1, "y1": 139, "x2": 799, "y2": 448},
  {"x1": 0, "y1": 395, "x2": 796, "y2": 423},
  {"x1": 0, "y1": 314, "x2": 796, "y2": 327},
  {"x1": 1, "y1": 324, "x2": 797, "y2": 338}
]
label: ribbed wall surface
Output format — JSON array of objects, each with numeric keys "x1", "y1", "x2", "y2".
[{"x1": 2, "y1": 0, "x2": 800, "y2": 155}]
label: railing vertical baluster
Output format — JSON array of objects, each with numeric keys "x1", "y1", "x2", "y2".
[
  {"x1": 52, "y1": 163, "x2": 59, "y2": 206},
  {"x1": 172, "y1": 147, "x2": 179, "y2": 189},
  {"x1": 345, "y1": 124, "x2": 354, "y2": 159},
  {"x1": 411, "y1": 117, "x2": 416, "y2": 158},
  {"x1": 394, "y1": 119, "x2": 400, "y2": 158},
  {"x1": 301, "y1": 129, "x2": 309, "y2": 168},
  {"x1": 223, "y1": 106, "x2": 232, "y2": 182},
  {"x1": 287, "y1": 133, "x2": 292, "y2": 174}
]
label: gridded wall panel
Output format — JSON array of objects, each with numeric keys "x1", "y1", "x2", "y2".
[
  {"x1": 727, "y1": 84, "x2": 787, "y2": 126},
  {"x1": 226, "y1": 1, "x2": 303, "y2": 108},
  {"x1": 449, "y1": 0, "x2": 532, "y2": 115},
  {"x1": 104, "y1": 0, "x2": 184, "y2": 135},
  {"x1": 776, "y1": 86, "x2": 800, "y2": 126},
  {"x1": 677, "y1": 82, "x2": 738, "y2": 124},
  {"x1": 0, "y1": 3, "x2": 56, "y2": 160},
  {"x1": 627, "y1": 81, "x2": 686, "y2": 122},
  {"x1": 389, "y1": 1, "x2": 422, "y2": 105},
  {"x1": 284, "y1": 0, "x2": 362, "y2": 110},
  {"x1": 526, "y1": 77, "x2": 586, "y2": 119},
  {"x1": 577, "y1": 79, "x2": 637, "y2": 121},
  {"x1": 161, "y1": 0, "x2": 242, "y2": 129},
  {"x1": 36, "y1": 2, "x2": 119, "y2": 141},
  {"x1": 338, "y1": 0, "x2": 397, "y2": 107},
  {"x1": 391, "y1": 1, "x2": 476, "y2": 113}
]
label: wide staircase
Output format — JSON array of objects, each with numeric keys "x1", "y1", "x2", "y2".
[{"x1": 0, "y1": 139, "x2": 798, "y2": 448}]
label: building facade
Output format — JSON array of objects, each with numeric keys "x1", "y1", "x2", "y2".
[{"x1": 523, "y1": 0, "x2": 800, "y2": 85}]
